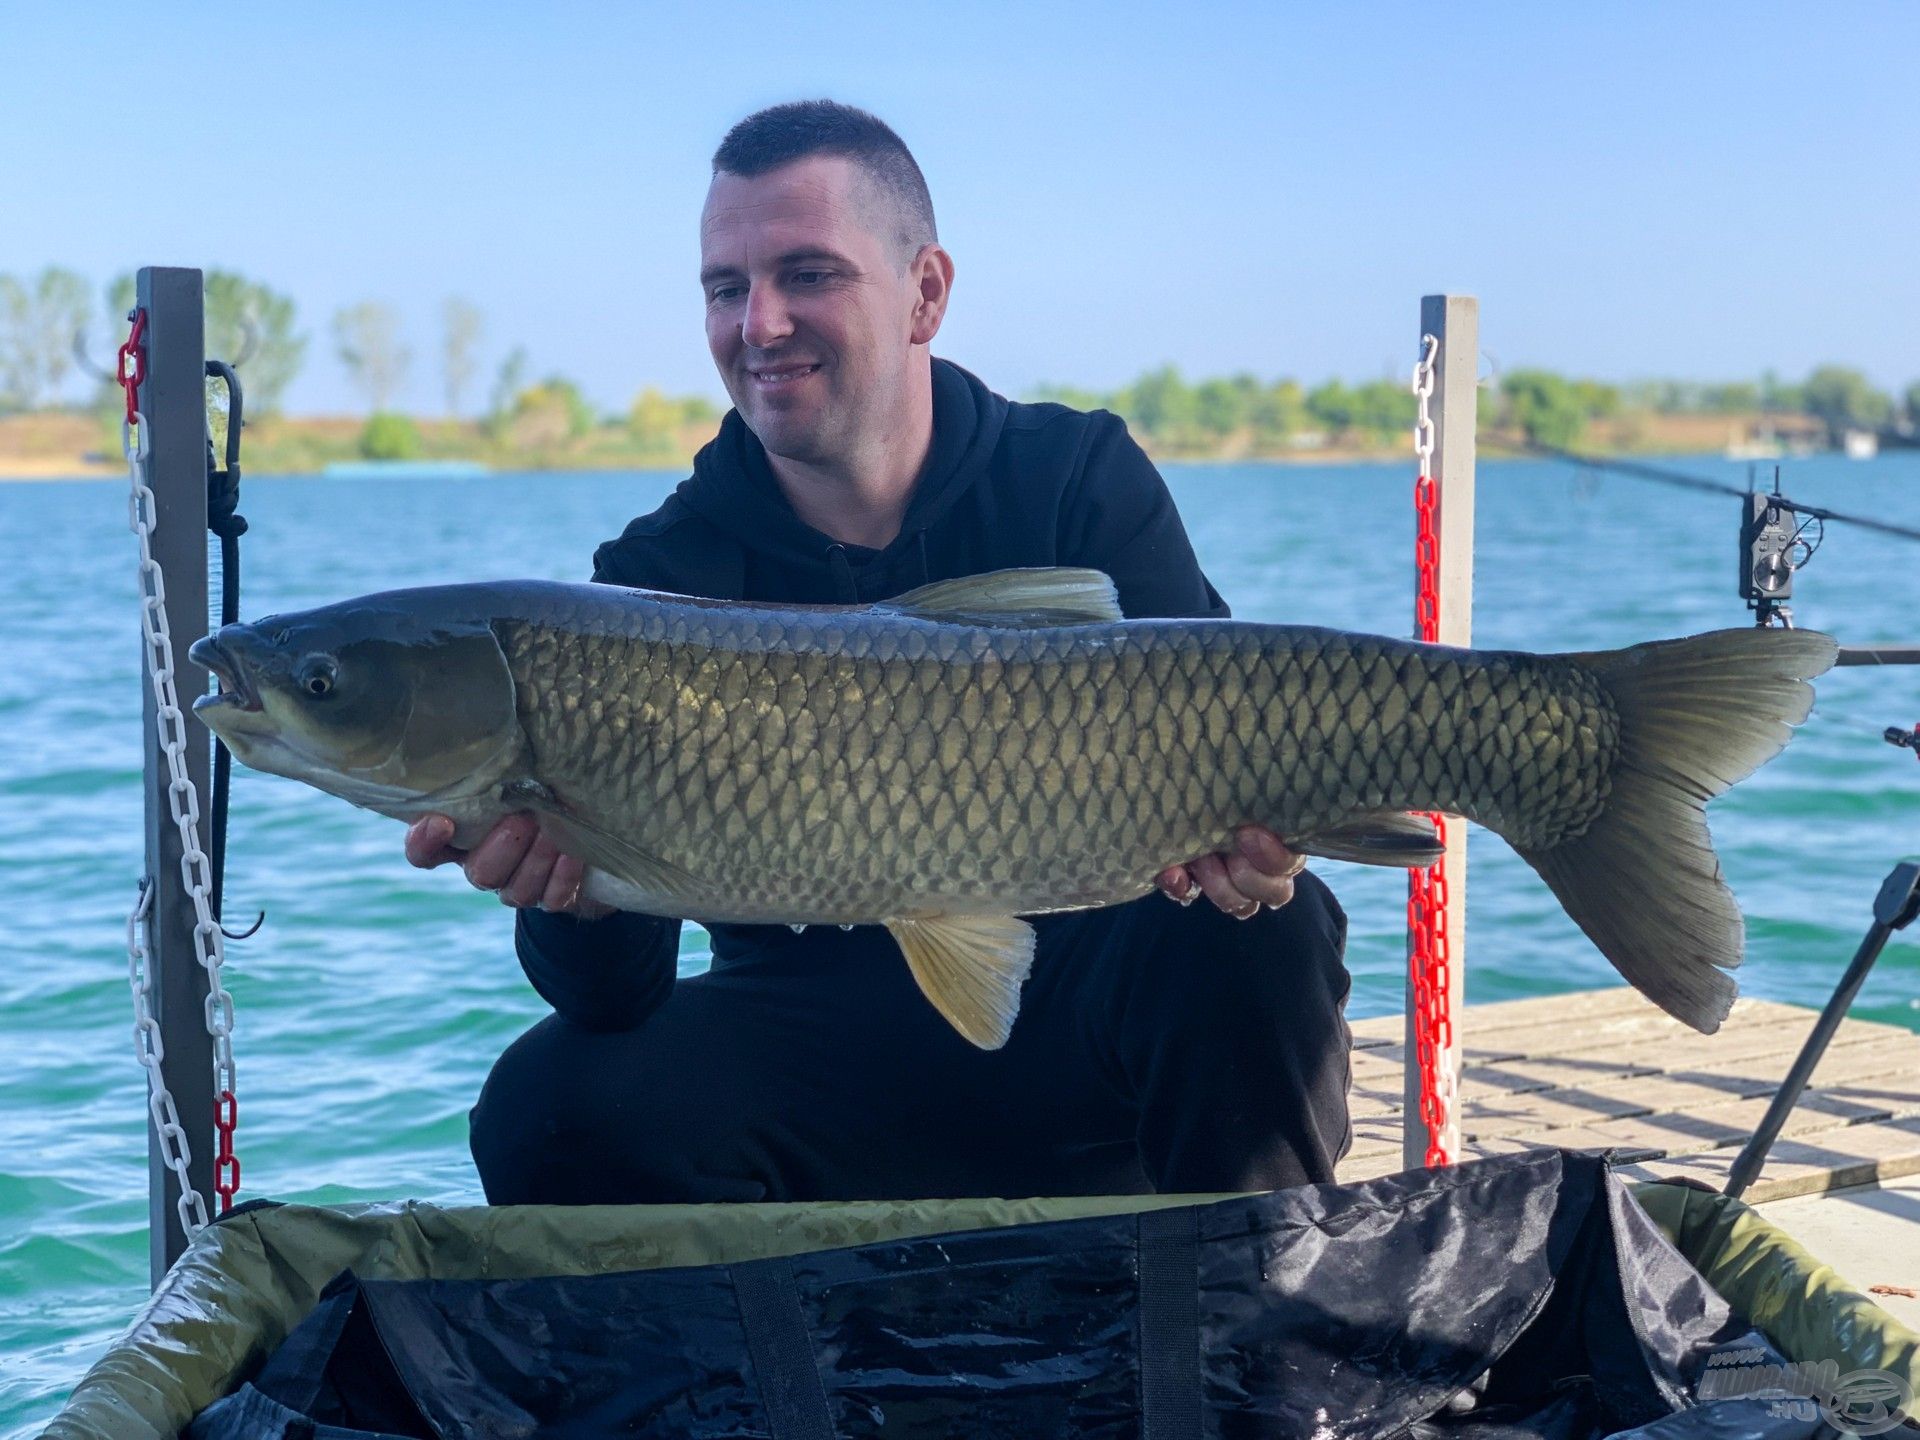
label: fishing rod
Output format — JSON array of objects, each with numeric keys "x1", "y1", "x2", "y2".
[{"x1": 1514, "y1": 437, "x2": 1920, "y2": 663}]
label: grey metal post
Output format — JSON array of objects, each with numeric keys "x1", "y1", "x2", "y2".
[
  {"x1": 1402, "y1": 295, "x2": 1477, "y2": 1171},
  {"x1": 135, "y1": 267, "x2": 212, "y2": 1283}
]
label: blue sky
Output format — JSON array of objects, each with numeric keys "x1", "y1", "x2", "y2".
[{"x1": 4, "y1": 3, "x2": 1915, "y2": 416}]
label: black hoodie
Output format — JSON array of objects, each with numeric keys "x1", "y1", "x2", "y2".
[{"x1": 515, "y1": 358, "x2": 1228, "y2": 1029}]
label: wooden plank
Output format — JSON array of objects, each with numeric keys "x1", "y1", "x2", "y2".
[
  {"x1": 1353, "y1": 986, "x2": 1646, "y2": 1046},
  {"x1": 1453, "y1": 1033, "x2": 1920, "y2": 1133},
  {"x1": 1508, "y1": 1084, "x2": 1913, "y2": 1159},
  {"x1": 1614, "y1": 1114, "x2": 1920, "y2": 1202},
  {"x1": 1462, "y1": 998, "x2": 1816, "y2": 1063}
]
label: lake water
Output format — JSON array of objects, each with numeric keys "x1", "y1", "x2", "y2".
[{"x1": 3, "y1": 454, "x2": 1917, "y2": 1432}]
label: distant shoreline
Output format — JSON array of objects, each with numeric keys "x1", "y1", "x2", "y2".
[{"x1": 0, "y1": 407, "x2": 1860, "y2": 481}]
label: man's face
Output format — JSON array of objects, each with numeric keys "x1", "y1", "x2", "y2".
[{"x1": 700, "y1": 154, "x2": 935, "y2": 465}]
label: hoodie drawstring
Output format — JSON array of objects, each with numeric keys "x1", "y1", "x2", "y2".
[
  {"x1": 825, "y1": 543, "x2": 858, "y2": 603},
  {"x1": 914, "y1": 529, "x2": 931, "y2": 587}
]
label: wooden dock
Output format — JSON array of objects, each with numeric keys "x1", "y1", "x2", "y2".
[{"x1": 1341, "y1": 988, "x2": 1920, "y2": 1202}]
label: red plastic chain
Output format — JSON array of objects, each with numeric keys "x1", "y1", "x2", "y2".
[
  {"x1": 1408, "y1": 472, "x2": 1454, "y2": 1167},
  {"x1": 117, "y1": 309, "x2": 147, "y2": 425},
  {"x1": 214, "y1": 1089, "x2": 240, "y2": 1212}
]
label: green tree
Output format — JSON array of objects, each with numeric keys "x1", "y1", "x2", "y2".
[
  {"x1": 487, "y1": 346, "x2": 530, "y2": 436},
  {"x1": 441, "y1": 297, "x2": 483, "y2": 418},
  {"x1": 1127, "y1": 365, "x2": 1196, "y2": 443},
  {"x1": 1801, "y1": 365, "x2": 1892, "y2": 443},
  {"x1": 333, "y1": 301, "x2": 410, "y2": 413},
  {"x1": 1249, "y1": 378, "x2": 1305, "y2": 447},
  {"x1": 1905, "y1": 380, "x2": 1920, "y2": 431},
  {"x1": 1305, "y1": 379, "x2": 1356, "y2": 436},
  {"x1": 1502, "y1": 369, "x2": 1586, "y2": 449},
  {"x1": 1193, "y1": 376, "x2": 1249, "y2": 439},
  {"x1": 1700, "y1": 381, "x2": 1759, "y2": 414},
  {"x1": 359, "y1": 411, "x2": 422, "y2": 460},
  {"x1": 504, "y1": 375, "x2": 594, "y2": 449},
  {"x1": 628, "y1": 385, "x2": 681, "y2": 456},
  {"x1": 1570, "y1": 379, "x2": 1620, "y2": 420},
  {"x1": 1352, "y1": 378, "x2": 1415, "y2": 444},
  {"x1": 1758, "y1": 370, "x2": 1805, "y2": 414},
  {"x1": 679, "y1": 394, "x2": 719, "y2": 426},
  {"x1": 0, "y1": 265, "x2": 90, "y2": 408},
  {"x1": 1027, "y1": 382, "x2": 1108, "y2": 412}
]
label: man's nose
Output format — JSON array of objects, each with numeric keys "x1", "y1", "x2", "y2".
[{"x1": 740, "y1": 283, "x2": 793, "y2": 349}]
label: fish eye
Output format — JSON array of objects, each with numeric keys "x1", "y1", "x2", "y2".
[{"x1": 296, "y1": 657, "x2": 338, "y2": 699}]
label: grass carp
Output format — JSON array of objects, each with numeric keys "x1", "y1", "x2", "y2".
[{"x1": 190, "y1": 568, "x2": 1836, "y2": 1049}]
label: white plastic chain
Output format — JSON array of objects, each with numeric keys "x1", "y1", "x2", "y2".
[
  {"x1": 1412, "y1": 333, "x2": 1437, "y2": 471},
  {"x1": 124, "y1": 414, "x2": 235, "y2": 1238}
]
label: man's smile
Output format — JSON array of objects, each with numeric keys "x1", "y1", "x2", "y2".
[{"x1": 748, "y1": 362, "x2": 822, "y2": 389}]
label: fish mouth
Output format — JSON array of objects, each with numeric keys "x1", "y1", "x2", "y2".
[{"x1": 188, "y1": 635, "x2": 263, "y2": 714}]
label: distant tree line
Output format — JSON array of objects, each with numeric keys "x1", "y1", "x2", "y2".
[
  {"x1": 1035, "y1": 362, "x2": 1920, "y2": 453},
  {"x1": 4, "y1": 261, "x2": 1915, "y2": 460}
]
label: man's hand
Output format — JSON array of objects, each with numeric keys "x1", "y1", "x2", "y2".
[
  {"x1": 405, "y1": 813, "x2": 615, "y2": 919},
  {"x1": 1155, "y1": 826, "x2": 1306, "y2": 919}
]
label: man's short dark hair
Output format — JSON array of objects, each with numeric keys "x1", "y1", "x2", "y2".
[{"x1": 713, "y1": 100, "x2": 937, "y2": 261}]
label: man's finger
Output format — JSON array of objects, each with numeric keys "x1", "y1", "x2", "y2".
[
  {"x1": 1155, "y1": 864, "x2": 1199, "y2": 903},
  {"x1": 1226, "y1": 845, "x2": 1295, "y2": 909},
  {"x1": 541, "y1": 853, "x2": 587, "y2": 913},
  {"x1": 404, "y1": 814, "x2": 461, "y2": 869},
  {"x1": 1236, "y1": 826, "x2": 1304, "y2": 878},
  {"x1": 499, "y1": 831, "x2": 563, "y2": 908},
  {"x1": 462, "y1": 814, "x2": 541, "y2": 892},
  {"x1": 1189, "y1": 852, "x2": 1257, "y2": 919}
]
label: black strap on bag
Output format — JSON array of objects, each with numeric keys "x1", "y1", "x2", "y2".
[
  {"x1": 1137, "y1": 1207, "x2": 1203, "y2": 1440},
  {"x1": 731, "y1": 1256, "x2": 838, "y2": 1440}
]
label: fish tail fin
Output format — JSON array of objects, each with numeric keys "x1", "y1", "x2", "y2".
[{"x1": 1514, "y1": 628, "x2": 1836, "y2": 1033}]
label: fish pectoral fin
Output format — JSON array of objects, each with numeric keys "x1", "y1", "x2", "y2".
[
  {"x1": 884, "y1": 913, "x2": 1037, "y2": 1050},
  {"x1": 519, "y1": 804, "x2": 706, "y2": 913},
  {"x1": 1290, "y1": 811, "x2": 1444, "y2": 867},
  {"x1": 876, "y1": 568, "x2": 1123, "y2": 627}
]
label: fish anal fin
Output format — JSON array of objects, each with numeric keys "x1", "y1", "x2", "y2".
[
  {"x1": 1291, "y1": 811, "x2": 1444, "y2": 868},
  {"x1": 877, "y1": 568, "x2": 1122, "y2": 627},
  {"x1": 884, "y1": 913, "x2": 1036, "y2": 1050}
]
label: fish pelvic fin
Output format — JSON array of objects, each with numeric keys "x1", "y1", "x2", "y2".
[
  {"x1": 884, "y1": 913, "x2": 1037, "y2": 1050},
  {"x1": 501, "y1": 781, "x2": 709, "y2": 914},
  {"x1": 1291, "y1": 810, "x2": 1443, "y2": 867},
  {"x1": 1519, "y1": 627, "x2": 1837, "y2": 1034}
]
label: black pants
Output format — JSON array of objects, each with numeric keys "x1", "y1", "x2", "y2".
[{"x1": 470, "y1": 874, "x2": 1352, "y2": 1203}]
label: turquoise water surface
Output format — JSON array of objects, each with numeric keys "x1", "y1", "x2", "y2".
[{"x1": 3, "y1": 455, "x2": 1917, "y2": 1431}]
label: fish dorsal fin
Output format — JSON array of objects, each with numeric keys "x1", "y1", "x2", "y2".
[
  {"x1": 876, "y1": 568, "x2": 1122, "y2": 627},
  {"x1": 884, "y1": 913, "x2": 1036, "y2": 1049}
]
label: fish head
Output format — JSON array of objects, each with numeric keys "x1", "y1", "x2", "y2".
[{"x1": 188, "y1": 599, "x2": 523, "y2": 813}]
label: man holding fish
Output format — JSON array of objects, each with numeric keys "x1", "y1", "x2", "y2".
[{"x1": 407, "y1": 101, "x2": 1355, "y2": 1203}]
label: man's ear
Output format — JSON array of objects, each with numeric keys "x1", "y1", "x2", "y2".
[{"x1": 908, "y1": 244, "x2": 954, "y2": 346}]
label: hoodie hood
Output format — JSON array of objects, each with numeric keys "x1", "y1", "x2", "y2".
[{"x1": 670, "y1": 359, "x2": 1008, "y2": 602}]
